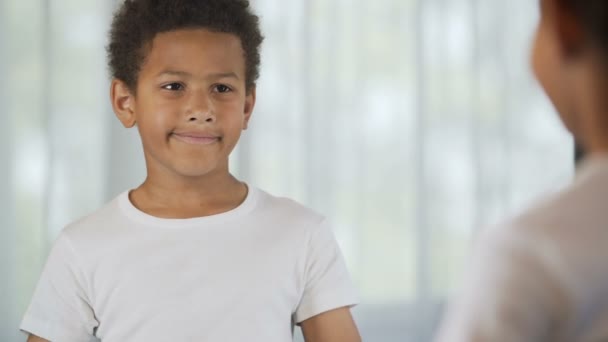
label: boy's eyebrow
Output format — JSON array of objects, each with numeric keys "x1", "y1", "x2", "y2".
[
  {"x1": 207, "y1": 72, "x2": 240, "y2": 80},
  {"x1": 157, "y1": 70, "x2": 192, "y2": 78},
  {"x1": 156, "y1": 70, "x2": 240, "y2": 80}
]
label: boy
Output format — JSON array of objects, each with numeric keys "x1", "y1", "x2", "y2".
[
  {"x1": 20, "y1": 1, "x2": 360, "y2": 341},
  {"x1": 435, "y1": 0, "x2": 608, "y2": 341}
]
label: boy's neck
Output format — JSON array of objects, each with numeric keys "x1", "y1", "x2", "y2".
[{"x1": 129, "y1": 170, "x2": 248, "y2": 219}]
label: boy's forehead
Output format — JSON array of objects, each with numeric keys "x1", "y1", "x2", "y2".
[{"x1": 142, "y1": 29, "x2": 246, "y2": 77}]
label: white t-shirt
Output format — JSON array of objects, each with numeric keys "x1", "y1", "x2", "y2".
[
  {"x1": 435, "y1": 156, "x2": 608, "y2": 342},
  {"x1": 21, "y1": 186, "x2": 358, "y2": 342}
]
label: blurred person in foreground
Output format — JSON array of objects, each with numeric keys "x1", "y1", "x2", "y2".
[{"x1": 435, "y1": 0, "x2": 608, "y2": 341}]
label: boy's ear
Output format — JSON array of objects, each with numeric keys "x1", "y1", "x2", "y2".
[
  {"x1": 110, "y1": 79, "x2": 137, "y2": 128},
  {"x1": 243, "y1": 87, "x2": 256, "y2": 130},
  {"x1": 550, "y1": 0, "x2": 585, "y2": 57}
]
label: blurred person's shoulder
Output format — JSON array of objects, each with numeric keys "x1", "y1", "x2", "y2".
[
  {"x1": 476, "y1": 156, "x2": 608, "y2": 300},
  {"x1": 497, "y1": 156, "x2": 608, "y2": 247}
]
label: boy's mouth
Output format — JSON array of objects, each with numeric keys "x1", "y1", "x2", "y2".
[{"x1": 171, "y1": 132, "x2": 221, "y2": 145}]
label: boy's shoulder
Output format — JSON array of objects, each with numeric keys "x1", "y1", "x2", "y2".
[
  {"x1": 254, "y1": 187, "x2": 326, "y2": 225},
  {"x1": 61, "y1": 191, "x2": 127, "y2": 240},
  {"x1": 60, "y1": 187, "x2": 329, "y2": 238}
]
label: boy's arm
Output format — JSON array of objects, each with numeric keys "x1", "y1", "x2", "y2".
[
  {"x1": 20, "y1": 233, "x2": 98, "y2": 341},
  {"x1": 27, "y1": 334, "x2": 50, "y2": 342},
  {"x1": 300, "y1": 307, "x2": 361, "y2": 342}
]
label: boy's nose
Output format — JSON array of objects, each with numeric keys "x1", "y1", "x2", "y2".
[
  {"x1": 187, "y1": 111, "x2": 215, "y2": 123},
  {"x1": 186, "y1": 94, "x2": 216, "y2": 123}
]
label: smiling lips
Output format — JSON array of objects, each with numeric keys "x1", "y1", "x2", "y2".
[{"x1": 171, "y1": 132, "x2": 220, "y2": 145}]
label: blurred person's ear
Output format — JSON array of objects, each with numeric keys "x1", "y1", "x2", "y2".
[
  {"x1": 550, "y1": 0, "x2": 585, "y2": 57},
  {"x1": 111, "y1": 79, "x2": 137, "y2": 128}
]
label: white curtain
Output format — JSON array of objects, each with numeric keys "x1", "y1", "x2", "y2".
[{"x1": 1, "y1": 0, "x2": 573, "y2": 341}]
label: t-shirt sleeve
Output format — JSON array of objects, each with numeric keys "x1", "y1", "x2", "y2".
[
  {"x1": 20, "y1": 232, "x2": 98, "y2": 341},
  {"x1": 434, "y1": 226, "x2": 568, "y2": 342},
  {"x1": 294, "y1": 219, "x2": 359, "y2": 324}
]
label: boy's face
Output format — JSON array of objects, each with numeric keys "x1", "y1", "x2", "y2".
[{"x1": 114, "y1": 29, "x2": 255, "y2": 179}]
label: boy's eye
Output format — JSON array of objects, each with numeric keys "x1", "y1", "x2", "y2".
[
  {"x1": 162, "y1": 83, "x2": 184, "y2": 91},
  {"x1": 214, "y1": 84, "x2": 232, "y2": 93}
]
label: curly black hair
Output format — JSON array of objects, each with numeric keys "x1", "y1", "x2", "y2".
[{"x1": 107, "y1": 0, "x2": 264, "y2": 93}]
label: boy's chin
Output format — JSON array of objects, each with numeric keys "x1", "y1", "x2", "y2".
[{"x1": 171, "y1": 162, "x2": 226, "y2": 179}]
